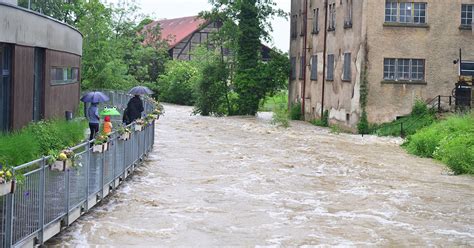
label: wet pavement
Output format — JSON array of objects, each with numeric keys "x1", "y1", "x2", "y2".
[{"x1": 48, "y1": 104, "x2": 474, "y2": 246}]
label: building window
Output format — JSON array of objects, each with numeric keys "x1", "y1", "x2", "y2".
[
  {"x1": 51, "y1": 67, "x2": 79, "y2": 85},
  {"x1": 383, "y1": 58, "x2": 425, "y2": 81},
  {"x1": 461, "y1": 4, "x2": 473, "y2": 28},
  {"x1": 299, "y1": 56, "x2": 304, "y2": 79},
  {"x1": 328, "y1": 3, "x2": 336, "y2": 31},
  {"x1": 385, "y1": 1, "x2": 427, "y2": 25},
  {"x1": 312, "y1": 8, "x2": 319, "y2": 34},
  {"x1": 310, "y1": 55, "x2": 317, "y2": 80},
  {"x1": 300, "y1": 9, "x2": 305, "y2": 36},
  {"x1": 344, "y1": 0, "x2": 353, "y2": 28},
  {"x1": 461, "y1": 61, "x2": 474, "y2": 76},
  {"x1": 327, "y1": 54, "x2": 335, "y2": 81},
  {"x1": 290, "y1": 57, "x2": 296, "y2": 79},
  {"x1": 343, "y1": 53, "x2": 351, "y2": 81},
  {"x1": 291, "y1": 15, "x2": 298, "y2": 39}
]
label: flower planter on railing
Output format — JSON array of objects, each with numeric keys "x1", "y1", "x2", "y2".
[
  {"x1": 50, "y1": 159, "x2": 73, "y2": 172},
  {"x1": 119, "y1": 132, "x2": 131, "y2": 141},
  {"x1": 134, "y1": 124, "x2": 143, "y2": 132},
  {"x1": 93, "y1": 142, "x2": 108, "y2": 153},
  {"x1": 0, "y1": 180, "x2": 14, "y2": 196}
]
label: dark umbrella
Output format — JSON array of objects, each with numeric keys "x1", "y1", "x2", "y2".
[
  {"x1": 80, "y1": 91, "x2": 110, "y2": 103},
  {"x1": 128, "y1": 86, "x2": 153, "y2": 95}
]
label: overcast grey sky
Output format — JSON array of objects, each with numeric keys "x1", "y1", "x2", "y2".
[{"x1": 105, "y1": 0, "x2": 290, "y2": 52}]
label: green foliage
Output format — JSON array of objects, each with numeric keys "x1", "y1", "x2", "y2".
[
  {"x1": 404, "y1": 113, "x2": 474, "y2": 174},
  {"x1": 0, "y1": 120, "x2": 86, "y2": 167},
  {"x1": 357, "y1": 110, "x2": 370, "y2": 134},
  {"x1": 260, "y1": 91, "x2": 288, "y2": 112},
  {"x1": 289, "y1": 102, "x2": 302, "y2": 120},
  {"x1": 374, "y1": 100, "x2": 436, "y2": 137},
  {"x1": 311, "y1": 110, "x2": 330, "y2": 127},
  {"x1": 271, "y1": 103, "x2": 290, "y2": 128},
  {"x1": 157, "y1": 60, "x2": 199, "y2": 106},
  {"x1": 203, "y1": 0, "x2": 288, "y2": 116},
  {"x1": 193, "y1": 60, "x2": 230, "y2": 116}
]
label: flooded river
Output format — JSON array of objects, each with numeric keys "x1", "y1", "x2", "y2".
[{"x1": 48, "y1": 104, "x2": 474, "y2": 246}]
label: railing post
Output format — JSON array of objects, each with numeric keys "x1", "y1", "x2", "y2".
[
  {"x1": 438, "y1": 95, "x2": 441, "y2": 113},
  {"x1": 65, "y1": 162, "x2": 70, "y2": 221},
  {"x1": 400, "y1": 122, "x2": 405, "y2": 138},
  {"x1": 449, "y1": 96, "x2": 452, "y2": 106},
  {"x1": 5, "y1": 182, "x2": 14, "y2": 247},
  {"x1": 85, "y1": 142, "x2": 91, "y2": 210},
  {"x1": 38, "y1": 157, "x2": 46, "y2": 245}
]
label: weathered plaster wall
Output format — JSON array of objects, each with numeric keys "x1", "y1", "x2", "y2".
[
  {"x1": 290, "y1": 0, "x2": 367, "y2": 127},
  {"x1": 365, "y1": 0, "x2": 474, "y2": 123}
]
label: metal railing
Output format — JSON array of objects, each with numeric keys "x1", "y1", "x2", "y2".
[{"x1": 0, "y1": 91, "x2": 156, "y2": 247}]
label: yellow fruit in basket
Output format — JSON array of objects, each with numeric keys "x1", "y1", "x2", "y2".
[{"x1": 58, "y1": 153, "x2": 68, "y2": 161}]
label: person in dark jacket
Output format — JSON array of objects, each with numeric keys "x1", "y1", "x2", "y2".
[
  {"x1": 87, "y1": 102, "x2": 100, "y2": 140},
  {"x1": 125, "y1": 95, "x2": 144, "y2": 124}
]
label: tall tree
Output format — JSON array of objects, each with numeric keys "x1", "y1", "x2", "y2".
[{"x1": 204, "y1": 0, "x2": 287, "y2": 115}]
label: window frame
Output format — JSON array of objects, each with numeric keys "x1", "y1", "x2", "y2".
[
  {"x1": 312, "y1": 8, "x2": 320, "y2": 34},
  {"x1": 384, "y1": 1, "x2": 427, "y2": 26},
  {"x1": 343, "y1": 53, "x2": 351, "y2": 82},
  {"x1": 50, "y1": 67, "x2": 80, "y2": 85},
  {"x1": 310, "y1": 55, "x2": 318, "y2": 81},
  {"x1": 291, "y1": 14, "x2": 298, "y2": 39},
  {"x1": 383, "y1": 58, "x2": 425, "y2": 82},
  {"x1": 461, "y1": 4, "x2": 473, "y2": 29},
  {"x1": 290, "y1": 57, "x2": 297, "y2": 80},
  {"x1": 299, "y1": 56, "x2": 305, "y2": 80},
  {"x1": 327, "y1": 54, "x2": 335, "y2": 81},
  {"x1": 344, "y1": 0, "x2": 353, "y2": 28}
]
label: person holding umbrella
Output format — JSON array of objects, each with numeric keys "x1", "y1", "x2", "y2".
[
  {"x1": 124, "y1": 86, "x2": 153, "y2": 124},
  {"x1": 87, "y1": 103, "x2": 100, "y2": 140},
  {"x1": 80, "y1": 91, "x2": 110, "y2": 140}
]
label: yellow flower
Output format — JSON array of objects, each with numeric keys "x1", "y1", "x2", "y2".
[
  {"x1": 6, "y1": 171, "x2": 12, "y2": 178},
  {"x1": 0, "y1": 171, "x2": 4, "y2": 177}
]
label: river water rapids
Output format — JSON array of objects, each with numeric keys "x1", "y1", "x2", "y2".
[{"x1": 48, "y1": 104, "x2": 474, "y2": 247}]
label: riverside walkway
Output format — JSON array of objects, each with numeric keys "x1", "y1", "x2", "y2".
[{"x1": 48, "y1": 104, "x2": 473, "y2": 246}]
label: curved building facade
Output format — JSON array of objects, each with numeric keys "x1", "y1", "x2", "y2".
[{"x1": 0, "y1": 1, "x2": 82, "y2": 131}]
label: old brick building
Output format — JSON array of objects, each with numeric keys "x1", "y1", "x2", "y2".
[{"x1": 290, "y1": 0, "x2": 474, "y2": 127}]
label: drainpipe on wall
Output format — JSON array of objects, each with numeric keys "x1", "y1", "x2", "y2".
[
  {"x1": 321, "y1": 0, "x2": 329, "y2": 119},
  {"x1": 301, "y1": 0, "x2": 308, "y2": 118}
]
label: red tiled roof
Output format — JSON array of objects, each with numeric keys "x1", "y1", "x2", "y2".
[{"x1": 143, "y1": 16, "x2": 208, "y2": 49}]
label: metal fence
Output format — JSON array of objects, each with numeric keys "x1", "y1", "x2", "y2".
[{"x1": 0, "y1": 91, "x2": 156, "y2": 247}]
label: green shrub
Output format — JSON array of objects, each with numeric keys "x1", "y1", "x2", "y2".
[
  {"x1": 357, "y1": 110, "x2": 369, "y2": 134},
  {"x1": 157, "y1": 60, "x2": 198, "y2": 105},
  {"x1": 374, "y1": 100, "x2": 436, "y2": 137},
  {"x1": 435, "y1": 134, "x2": 474, "y2": 174},
  {"x1": 193, "y1": 61, "x2": 229, "y2": 116},
  {"x1": 0, "y1": 119, "x2": 87, "y2": 167},
  {"x1": 404, "y1": 113, "x2": 474, "y2": 174},
  {"x1": 260, "y1": 91, "x2": 288, "y2": 112},
  {"x1": 289, "y1": 102, "x2": 302, "y2": 120},
  {"x1": 311, "y1": 110, "x2": 329, "y2": 127},
  {"x1": 271, "y1": 103, "x2": 290, "y2": 128}
]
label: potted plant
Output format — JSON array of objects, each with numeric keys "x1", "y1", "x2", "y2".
[
  {"x1": 134, "y1": 119, "x2": 145, "y2": 131},
  {"x1": 118, "y1": 126, "x2": 131, "y2": 141},
  {"x1": 48, "y1": 149, "x2": 76, "y2": 171},
  {"x1": 93, "y1": 134, "x2": 109, "y2": 153},
  {"x1": 0, "y1": 165, "x2": 14, "y2": 196}
]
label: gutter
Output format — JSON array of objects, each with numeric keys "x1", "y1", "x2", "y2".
[{"x1": 321, "y1": 0, "x2": 329, "y2": 119}]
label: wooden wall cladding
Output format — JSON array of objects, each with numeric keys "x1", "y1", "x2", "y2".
[
  {"x1": 44, "y1": 50, "x2": 81, "y2": 119},
  {"x1": 12, "y1": 45, "x2": 34, "y2": 130}
]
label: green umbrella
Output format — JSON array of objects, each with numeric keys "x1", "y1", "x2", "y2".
[{"x1": 100, "y1": 107, "x2": 121, "y2": 116}]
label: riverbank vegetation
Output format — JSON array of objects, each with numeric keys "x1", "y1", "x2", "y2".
[
  {"x1": 403, "y1": 113, "x2": 474, "y2": 175},
  {"x1": 0, "y1": 119, "x2": 86, "y2": 166}
]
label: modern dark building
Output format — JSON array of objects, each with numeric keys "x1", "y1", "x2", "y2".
[{"x1": 0, "y1": 0, "x2": 82, "y2": 132}]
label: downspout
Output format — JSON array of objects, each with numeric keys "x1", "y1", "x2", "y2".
[
  {"x1": 301, "y1": 0, "x2": 308, "y2": 118},
  {"x1": 321, "y1": 0, "x2": 329, "y2": 119}
]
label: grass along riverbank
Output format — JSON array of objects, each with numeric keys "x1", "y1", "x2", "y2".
[{"x1": 0, "y1": 119, "x2": 87, "y2": 167}]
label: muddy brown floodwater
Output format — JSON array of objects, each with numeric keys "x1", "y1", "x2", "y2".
[{"x1": 48, "y1": 104, "x2": 474, "y2": 247}]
